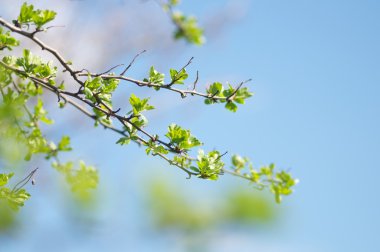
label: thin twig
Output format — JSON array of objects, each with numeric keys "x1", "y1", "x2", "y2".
[
  {"x1": 11, "y1": 168, "x2": 38, "y2": 193},
  {"x1": 78, "y1": 73, "x2": 228, "y2": 101},
  {"x1": 226, "y1": 78, "x2": 252, "y2": 102},
  {"x1": 31, "y1": 25, "x2": 65, "y2": 36},
  {"x1": 120, "y1": 50, "x2": 146, "y2": 75},
  {"x1": 166, "y1": 56, "x2": 194, "y2": 87},
  {"x1": 192, "y1": 70, "x2": 199, "y2": 91},
  {"x1": 0, "y1": 18, "x2": 84, "y2": 86},
  {"x1": 96, "y1": 64, "x2": 124, "y2": 76}
]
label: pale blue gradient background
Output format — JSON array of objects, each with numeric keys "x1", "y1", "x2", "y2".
[{"x1": 1, "y1": 0, "x2": 379, "y2": 251}]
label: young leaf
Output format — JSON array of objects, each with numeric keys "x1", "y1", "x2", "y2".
[
  {"x1": 0, "y1": 173, "x2": 14, "y2": 187},
  {"x1": 171, "y1": 12, "x2": 205, "y2": 45},
  {"x1": 148, "y1": 66, "x2": 165, "y2": 85},
  {"x1": 129, "y1": 93, "x2": 154, "y2": 115},
  {"x1": 116, "y1": 137, "x2": 131, "y2": 145},
  {"x1": 18, "y1": 2, "x2": 35, "y2": 24},
  {"x1": 196, "y1": 149, "x2": 224, "y2": 180},
  {"x1": 58, "y1": 136, "x2": 72, "y2": 151},
  {"x1": 225, "y1": 101, "x2": 238, "y2": 112},
  {"x1": 0, "y1": 27, "x2": 20, "y2": 51},
  {"x1": 17, "y1": 3, "x2": 57, "y2": 29},
  {"x1": 165, "y1": 124, "x2": 202, "y2": 150},
  {"x1": 169, "y1": 68, "x2": 188, "y2": 84},
  {"x1": 34, "y1": 98, "x2": 54, "y2": 124},
  {"x1": 32, "y1": 9, "x2": 57, "y2": 29},
  {"x1": 207, "y1": 82, "x2": 224, "y2": 97}
]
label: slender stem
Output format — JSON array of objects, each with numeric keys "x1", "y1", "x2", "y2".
[{"x1": 11, "y1": 168, "x2": 38, "y2": 193}]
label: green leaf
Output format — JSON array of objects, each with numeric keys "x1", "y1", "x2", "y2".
[
  {"x1": 102, "y1": 77, "x2": 119, "y2": 93},
  {"x1": 0, "y1": 187, "x2": 31, "y2": 211},
  {"x1": 205, "y1": 82, "x2": 228, "y2": 105},
  {"x1": 260, "y1": 165, "x2": 274, "y2": 176},
  {"x1": 52, "y1": 161, "x2": 73, "y2": 174},
  {"x1": 172, "y1": 12, "x2": 205, "y2": 45},
  {"x1": 169, "y1": 68, "x2": 188, "y2": 84},
  {"x1": 146, "y1": 143, "x2": 169, "y2": 155},
  {"x1": 165, "y1": 124, "x2": 202, "y2": 150},
  {"x1": 84, "y1": 76, "x2": 119, "y2": 106},
  {"x1": 234, "y1": 87, "x2": 253, "y2": 104},
  {"x1": 148, "y1": 66, "x2": 165, "y2": 87},
  {"x1": 0, "y1": 27, "x2": 20, "y2": 51},
  {"x1": 17, "y1": 3, "x2": 57, "y2": 29},
  {"x1": 166, "y1": 124, "x2": 186, "y2": 144},
  {"x1": 33, "y1": 61, "x2": 57, "y2": 79},
  {"x1": 204, "y1": 98, "x2": 213, "y2": 105},
  {"x1": 32, "y1": 9, "x2": 57, "y2": 29},
  {"x1": 225, "y1": 101, "x2": 238, "y2": 112},
  {"x1": 92, "y1": 107, "x2": 112, "y2": 127},
  {"x1": 173, "y1": 155, "x2": 192, "y2": 168},
  {"x1": 53, "y1": 161, "x2": 98, "y2": 201},
  {"x1": 196, "y1": 149, "x2": 224, "y2": 180},
  {"x1": 8, "y1": 189, "x2": 31, "y2": 210},
  {"x1": 116, "y1": 137, "x2": 131, "y2": 145},
  {"x1": 34, "y1": 98, "x2": 54, "y2": 124},
  {"x1": 207, "y1": 82, "x2": 224, "y2": 96},
  {"x1": 14, "y1": 49, "x2": 57, "y2": 79},
  {"x1": 24, "y1": 127, "x2": 51, "y2": 160},
  {"x1": 189, "y1": 166, "x2": 199, "y2": 173},
  {"x1": 83, "y1": 87, "x2": 93, "y2": 99},
  {"x1": 129, "y1": 93, "x2": 154, "y2": 115},
  {"x1": 67, "y1": 161, "x2": 98, "y2": 194},
  {"x1": 131, "y1": 114, "x2": 148, "y2": 128},
  {"x1": 18, "y1": 2, "x2": 34, "y2": 24},
  {"x1": 58, "y1": 136, "x2": 72, "y2": 151},
  {"x1": 0, "y1": 173, "x2": 14, "y2": 187}
]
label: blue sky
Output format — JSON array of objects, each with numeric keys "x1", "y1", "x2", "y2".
[
  {"x1": 182, "y1": 1, "x2": 380, "y2": 251},
  {"x1": 1, "y1": 0, "x2": 380, "y2": 251}
]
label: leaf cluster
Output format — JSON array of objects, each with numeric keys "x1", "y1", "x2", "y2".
[
  {"x1": 166, "y1": 124, "x2": 202, "y2": 152},
  {"x1": 0, "y1": 27, "x2": 20, "y2": 51},
  {"x1": 16, "y1": 2, "x2": 56, "y2": 29},
  {"x1": 0, "y1": 173, "x2": 31, "y2": 211},
  {"x1": 163, "y1": 0, "x2": 205, "y2": 45},
  {"x1": 231, "y1": 155, "x2": 298, "y2": 203},
  {"x1": 52, "y1": 161, "x2": 99, "y2": 202},
  {"x1": 205, "y1": 82, "x2": 253, "y2": 112},
  {"x1": 172, "y1": 12, "x2": 204, "y2": 45},
  {"x1": 192, "y1": 150, "x2": 224, "y2": 180}
]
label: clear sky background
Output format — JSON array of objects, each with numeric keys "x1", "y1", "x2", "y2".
[{"x1": 1, "y1": 0, "x2": 379, "y2": 251}]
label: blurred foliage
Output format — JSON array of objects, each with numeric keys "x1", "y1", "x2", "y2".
[
  {"x1": 230, "y1": 155, "x2": 298, "y2": 203},
  {"x1": 52, "y1": 161, "x2": 99, "y2": 204},
  {"x1": 147, "y1": 179, "x2": 214, "y2": 231},
  {"x1": 0, "y1": 203, "x2": 17, "y2": 231},
  {"x1": 163, "y1": 0, "x2": 205, "y2": 45},
  {"x1": 223, "y1": 190, "x2": 275, "y2": 223},
  {"x1": 146, "y1": 178, "x2": 276, "y2": 232}
]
